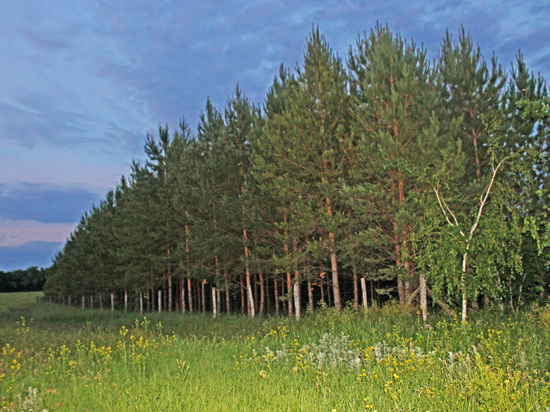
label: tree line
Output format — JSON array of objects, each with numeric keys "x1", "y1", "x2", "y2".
[
  {"x1": 44, "y1": 25, "x2": 549, "y2": 322},
  {"x1": 0, "y1": 267, "x2": 48, "y2": 293}
]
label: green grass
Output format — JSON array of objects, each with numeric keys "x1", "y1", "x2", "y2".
[{"x1": 0, "y1": 295, "x2": 549, "y2": 411}]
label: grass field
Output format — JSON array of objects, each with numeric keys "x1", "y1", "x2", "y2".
[{"x1": 0, "y1": 293, "x2": 549, "y2": 411}]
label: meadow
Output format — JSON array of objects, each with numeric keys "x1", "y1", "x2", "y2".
[{"x1": 0, "y1": 292, "x2": 549, "y2": 411}]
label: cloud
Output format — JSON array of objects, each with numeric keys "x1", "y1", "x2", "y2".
[
  {"x1": 0, "y1": 183, "x2": 101, "y2": 224},
  {"x1": 0, "y1": 219, "x2": 75, "y2": 247},
  {"x1": 1, "y1": 0, "x2": 550, "y2": 272},
  {"x1": 0, "y1": 241, "x2": 63, "y2": 271},
  {"x1": 0, "y1": 143, "x2": 137, "y2": 194}
]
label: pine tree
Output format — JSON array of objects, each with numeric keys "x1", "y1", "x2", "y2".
[
  {"x1": 348, "y1": 23, "x2": 444, "y2": 307},
  {"x1": 260, "y1": 27, "x2": 351, "y2": 310}
]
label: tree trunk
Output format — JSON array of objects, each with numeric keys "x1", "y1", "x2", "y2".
[
  {"x1": 187, "y1": 278, "x2": 193, "y2": 313},
  {"x1": 139, "y1": 293, "x2": 143, "y2": 314},
  {"x1": 370, "y1": 279, "x2": 374, "y2": 306},
  {"x1": 265, "y1": 273, "x2": 270, "y2": 314},
  {"x1": 462, "y1": 249, "x2": 468, "y2": 324},
  {"x1": 328, "y1": 232, "x2": 341, "y2": 310},
  {"x1": 307, "y1": 280, "x2": 314, "y2": 311},
  {"x1": 81, "y1": 295, "x2": 85, "y2": 310},
  {"x1": 286, "y1": 272, "x2": 293, "y2": 316},
  {"x1": 353, "y1": 267, "x2": 359, "y2": 309},
  {"x1": 201, "y1": 280, "x2": 206, "y2": 313},
  {"x1": 240, "y1": 276, "x2": 245, "y2": 314},
  {"x1": 247, "y1": 284, "x2": 255, "y2": 317},
  {"x1": 111, "y1": 293, "x2": 114, "y2": 311},
  {"x1": 224, "y1": 269, "x2": 231, "y2": 314},
  {"x1": 212, "y1": 287, "x2": 217, "y2": 318},
  {"x1": 259, "y1": 273, "x2": 265, "y2": 317},
  {"x1": 320, "y1": 273, "x2": 325, "y2": 306},
  {"x1": 180, "y1": 277, "x2": 186, "y2": 314},
  {"x1": 124, "y1": 289, "x2": 128, "y2": 312},
  {"x1": 243, "y1": 229, "x2": 254, "y2": 317},
  {"x1": 419, "y1": 273, "x2": 428, "y2": 325},
  {"x1": 274, "y1": 276, "x2": 280, "y2": 316},
  {"x1": 168, "y1": 273, "x2": 173, "y2": 312},
  {"x1": 294, "y1": 283, "x2": 301, "y2": 320},
  {"x1": 360, "y1": 277, "x2": 368, "y2": 309}
]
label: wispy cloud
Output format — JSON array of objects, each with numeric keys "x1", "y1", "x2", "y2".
[
  {"x1": 0, "y1": 219, "x2": 75, "y2": 247},
  {"x1": 0, "y1": 183, "x2": 101, "y2": 224}
]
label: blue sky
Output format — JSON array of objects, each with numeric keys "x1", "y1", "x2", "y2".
[{"x1": 1, "y1": 0, "x2": 549, "y2": 271}]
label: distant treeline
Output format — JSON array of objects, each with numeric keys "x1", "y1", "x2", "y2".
[{"x1": 0, "y1": 267, "x2": 48, "y2": 292}]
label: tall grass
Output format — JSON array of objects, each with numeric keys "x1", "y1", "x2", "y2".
[{"x1": 1, "y1": 295, "x2": 549, "y2": 411}]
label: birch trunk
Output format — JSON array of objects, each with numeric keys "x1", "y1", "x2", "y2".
[
  {"x1": 420, "y1": 273, "x2": 428, "y2": 324},
  {"x1": 294, "y1": 283, "x2": 301, "y2": 320},
  {"x1": 212, "y1": 287, "x2": 217, "y2": 318}
]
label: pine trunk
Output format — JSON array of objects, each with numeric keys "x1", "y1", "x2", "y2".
[
  {"x1": 307, "y1": 280, "x2": 314, "y2": 311},
  {"x1": 274, "y1": 276, "x2": 280, "y2": 316},
  {"x1": 360, "y1": 277, "x2": 368, "y2": 309},
  {"x1": 187, "y1": 278, "x2": 193, "y2": 313},
  {"x1": 353, "y1": 267, "x2": 359, "y2": 309},
  {"x1": 259, "y1": 273, "x2": 265, "y2": 317},
  {"x1": 224, "y1": 269, "x2": 231, "y2": 314},
  {"x1": 158, "y1": 290, "x2": 162, "y2": 313},
  {"x1": 201, "y1": 280, "x2": 206, "y2": 313},
  {"x1": 212, "y1": 287, "x2": 217, "y2": 318},
  {"x1": 180, "y1": 277, "x2": 186, "y2": 314},
  {"x1": 168, "y1": 273, "x2": 173, "y2": 312},
  {"x1": 286, "y1": 272, "x2": 294, "y2": 316}
]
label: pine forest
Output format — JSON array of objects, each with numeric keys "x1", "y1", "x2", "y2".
[{"x1": 44, "y1": 25, "x2": 550, "y2": 324}]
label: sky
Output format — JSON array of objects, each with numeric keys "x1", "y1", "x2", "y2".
[{"x1": 1, "y1": 0, "x2": 549, "y2": 271}]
